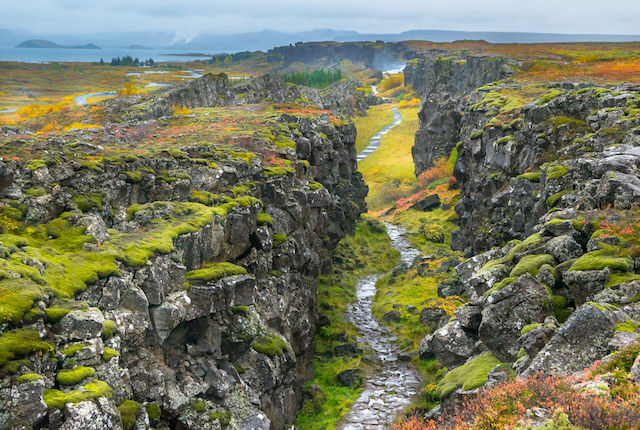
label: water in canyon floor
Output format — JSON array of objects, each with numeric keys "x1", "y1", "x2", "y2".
[{"x1": 338, "y1": 222, "x2": 422, "y2": 429}]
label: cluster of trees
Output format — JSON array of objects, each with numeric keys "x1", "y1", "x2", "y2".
[
  {"x1": 98, "y1": 56, "x2": 155, "y2": 67},
  {"x1": 208, "y1": 51, "x2": 256, "y2": 65},
  {"x1": 282, "y1": 69, "x2": 343, "y2": 89}
]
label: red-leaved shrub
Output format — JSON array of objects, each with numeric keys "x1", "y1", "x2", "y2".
[{"x1": 394, "y1": 372, "x2": 640, "y2": 430}]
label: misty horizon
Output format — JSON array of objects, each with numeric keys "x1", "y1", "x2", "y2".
[{"x1": 2, "y1": 0, "x2": 640, "y2": 37}]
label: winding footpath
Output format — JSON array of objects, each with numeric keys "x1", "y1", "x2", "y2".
[
  {"x1": 338, "y1": 222, "x2": 422, "y2": 429},
  {"x1": 357, "y1": 108, "x2": 401, "y2": 161},
  {"x1": 339, "y1": 106, "x2": 422, "y2": 428}
]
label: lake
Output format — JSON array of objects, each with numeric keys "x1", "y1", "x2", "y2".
[{"x1": 0, "y1": 47, "x2": 231, "y2": 63}]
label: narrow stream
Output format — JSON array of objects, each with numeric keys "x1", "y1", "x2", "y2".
[{"x1": 338, "y1": 222, "x2": 422, "y2": 429}]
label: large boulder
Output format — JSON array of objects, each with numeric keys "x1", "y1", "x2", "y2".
[
  {"x1": 563, "y1": 268, "x2": 611, "y2": 306},
  {"x1": 455, "y1": 304, "x2": 483, "y2": 332},
  {"x1": 544, "y1": 235, "x2": 583, "y2": 263},
  {"x1": 410, "y1": 194, "x2": 441, "y2": 211},
  {"x1": 419, "y1": 320, "x2": 480, "y2": 368},
  {"x1": 0, "y1": 379, "x2": 48, "y2": 429},
  {"x1": 58, "y1": 308, "x2": 105, "y2": 341},
  {"x1": 59, "y1": 398, "x2": 122, "y2": 430},
  {"x1": 478, "y1": 274, "x2": 553, "y2": 361},
  {"x1": 524, "y1": 302, "x2": 629, "y2": 375}
]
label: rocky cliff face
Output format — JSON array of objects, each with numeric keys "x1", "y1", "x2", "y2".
[
  {"x1": 0, "y1": 76, "x2": 366, "y2": 429},
  {"x1": 404, "y1": 52, "x2": 515, "y2": 175},
  {"x1": 415, "y1": 71, "x2": 640, "y2": 416},
  {"x1": 454, "y1": 83, "x2": 640, "y2": 254},
  {"x1": 113, "y1": 73, "x2": 378, "y2": 122},
  {"x1": 267, "y1": 41, "x2": 408, "y2": 71}
]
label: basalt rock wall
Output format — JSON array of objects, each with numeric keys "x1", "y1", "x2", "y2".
[
  {"x1": 404, "y1": 52, "x2": 515, "y2": 175},
  {"x1": 0, "y1": 79, "x2": 366, "y2": 429}
]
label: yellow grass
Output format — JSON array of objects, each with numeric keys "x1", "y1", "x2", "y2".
[
  {"x1": 357, "y1": 106, "x2": 420, "y2": 211},
  {"x1": 352, "y1": 104, "x2": 395, "y2": 153}
]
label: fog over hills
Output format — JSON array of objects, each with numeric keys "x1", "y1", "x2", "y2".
[{"x1": 3, "y1": 27, "x2": 639, "y2": 52}]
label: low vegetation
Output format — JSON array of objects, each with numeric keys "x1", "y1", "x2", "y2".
[{"x1": 296, "y1": 217, "x2": 400, "y2": 429}]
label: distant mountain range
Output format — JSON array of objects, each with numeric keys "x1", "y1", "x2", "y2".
[
  {"x1": 16, "y1": 39, "x2": 101, "y2": 49},
  {"x1": 2, "y1": 28, "x2": 640, "y2": 52}
]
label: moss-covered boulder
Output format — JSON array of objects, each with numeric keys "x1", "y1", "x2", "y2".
[
  {"x1": 524, "y1": 302, "x2": 629, "y2": 375},
  {"x1": 479, "y1": 274, "x2": 553, "y2": 361}
]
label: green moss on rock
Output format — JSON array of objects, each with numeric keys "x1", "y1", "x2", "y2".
[
  {"x1": 102, "y1": 347, "x2": 120, "y2": 361},
  {"x1": 256, "y1": 212, "x2": 273, "y2": 226},
  {"x1": 521, "y1": 323, "x2": 542, "y2": 335},
  {"x1": 0, "y1": 329, "x2": 53, "y2": 370},
  {"x1": 436, "y1": 352, "x2": 501, "y2": 398},
  {"x1": 516, "y1": 172, "x2": 541, "y2": 182},
  {"x1": 272, "y1": 233, "x2": 287, "y2": 247},
  {"x1": 191, "y1": 400, "x2": 206, "y2": 412},
  {"x1": 231, "y1": 306, "x2": 249, "y2": 317},
  {"x1": 308, "y1": 181, "x2": 323, "y2": 191},
  {"x1": 17, "y1": 372, "x2": 44, "y2": 384},
  {"x1": 145, "y1": 402, "x2": 161, "y2": 421},
  {"x1": 264, "y1": 166, "x2": 294, "y2": 176},
  {"x1": 208, "y1": 411, "x2": 232, "y2": 426},
  {"x1": 510, "y1": 254, "x2": 555, "y2": 278},
  {"x1": 56, "y1": 366, "x2": 95, "y2": 386},
  {"x1": 470, "y1": 130, "x2": 484, "y2": 140},
  {"x1": 614, "y1": 320, "x2": 639, "y2": 333},
  {"x1": 570, "y1": 249, "x2": 631, "y2": 272},
  {"x1": 480, "y1": 233, "x2": 543, "y2": 273},
  {"x1": 102, "y1": 319, "x2": 117, "y2": 339},
  {"x1": 607, "y1": 272, "x2": 640, "y2": 287},
  {"x1": 118, "y1": 399, "x2": 142, "y2": 430},
  {"x1": 252, "y1": 334, "x2": 289, "y2": 357},
  {"x1": 61, "y1": 343, "x2": 87, "y2": 357},
  {"x1": 546, "y1": 164, "x2": 569, "y2": 180},
  {"x1": 185, "y1": 262, "x2": 247, "y2": 285},
  {"x1": 546, "y1": 190, "x2": 568, "y2": 207},
  {"x1": 44, "y1": 380, "x2": 113, "y2": 409}
]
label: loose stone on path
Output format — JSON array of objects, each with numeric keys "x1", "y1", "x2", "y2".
[{"x1": 337, "y1": 223, "x2": 422, "y2": 429}]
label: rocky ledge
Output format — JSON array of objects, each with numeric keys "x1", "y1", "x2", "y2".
[
  {"x1": 0, "y1": 76, "x2": 367, "y2": 429},
  {"x1": 411, "y1": 56, "x2": 640, "y2": 420}
]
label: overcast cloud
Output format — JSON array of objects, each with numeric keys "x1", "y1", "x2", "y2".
[{"x1": 3, "y1": 0, "x2": 640, "y2": 36}]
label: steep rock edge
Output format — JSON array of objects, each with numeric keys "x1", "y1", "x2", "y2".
[
  {"x1": 409, "y1": 57, "x2": 640, "y2": 418},
  {"x1": 404, "y1": 52, "x2": 515, "y2": 177},
  {"x1": 107, "y1": 73, "x2": 380, "y2": 122},
  {"x1": 0, "y1": 78, "x2": 367, "y2": 429}
]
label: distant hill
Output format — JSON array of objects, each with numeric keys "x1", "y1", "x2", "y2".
[
  {"x1": 6, "y1": 28, "x2": 640, "y2": 52},
  {"x1": 16, "y1": 39, "x2": 101, "y2": 49},
  {"x1": 16, "y1": 39, "x2": 61, "y2": 48}
]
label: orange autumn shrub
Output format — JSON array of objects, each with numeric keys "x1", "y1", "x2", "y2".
[
  {"x1": 39, "y1": 120, "x2": 60, "y2": 133},
  {"x1": 417, "y1": 157, "x2": 453, "y2": 189},
  {"x1": 171, "y1": 104, "x2": 192, "y2": 116},
  {"x1": 18, "y1": 100, "x2": 71, "y2": 120},
  {"x1": 399, "y1": 97, "x2": 421, "y2": 108},
  {"x1": 378, "y1": 74, "x2": 404, "y2": 92}
]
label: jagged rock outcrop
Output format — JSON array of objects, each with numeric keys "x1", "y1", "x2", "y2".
[
  {"x1": 113, "y1": 73, "x2": 379, "y2": 122},
  {"x1": 412, "y1": 76, "x2": 640, "y2": 410},
  {"x1": 453, "y1": 84, "x2": 640, "y2": 254},
  {"x1": 404, "y1": 52, "x2": 516, "y2": 175},
  {"x1": 267, "y1": 41, "x2": 409, "y2": 70},
  {"x1": 0, "y1": 76, "x2": 366, "y2": 429}
]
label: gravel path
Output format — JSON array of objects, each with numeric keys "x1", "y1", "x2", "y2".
[{"x1": 357, "y1": 108, "x2": 401, "y2": 161}]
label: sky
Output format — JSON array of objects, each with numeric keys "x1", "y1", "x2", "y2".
[{"x1": 3, "y1": 0, "x2": 640, "y2": 36}]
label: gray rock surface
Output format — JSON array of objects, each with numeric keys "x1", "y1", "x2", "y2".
[{"x1": 479, "y1": 274, "x2": 553, "y2": 361}]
